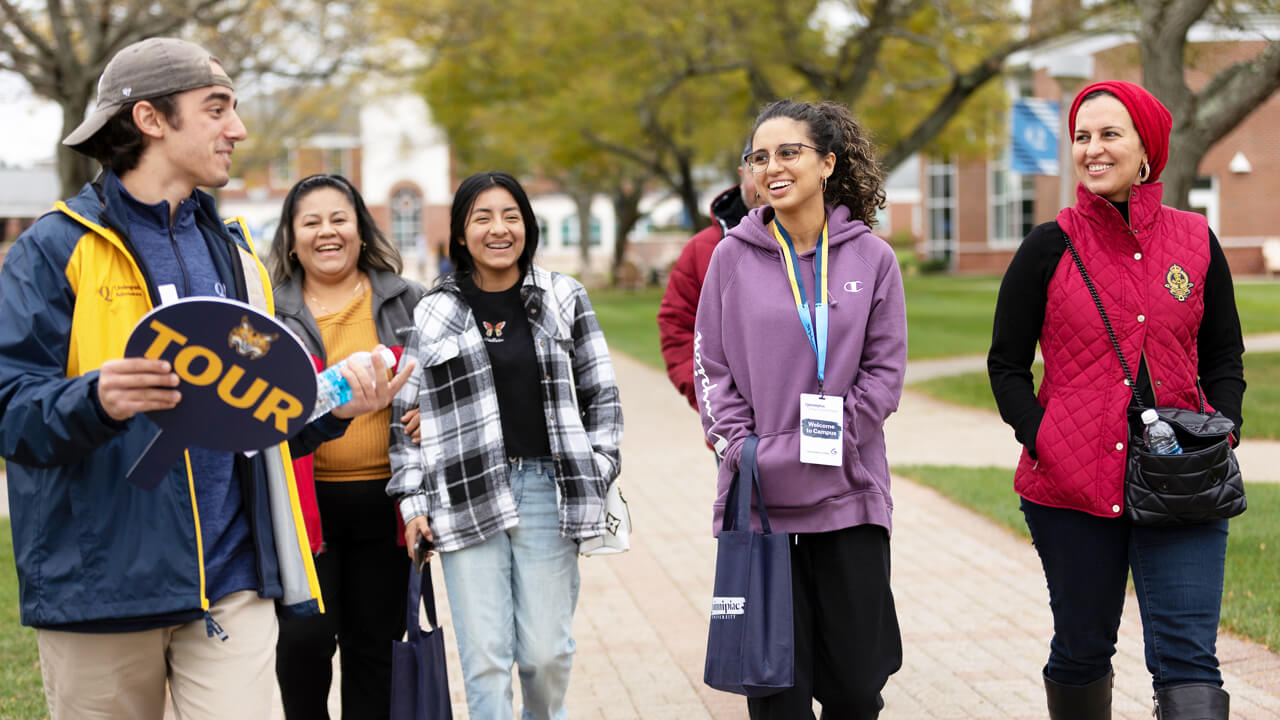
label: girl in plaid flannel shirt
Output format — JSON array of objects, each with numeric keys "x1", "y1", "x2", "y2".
[{"x1": 389, "y1": 171, "x2": 622, "y2": 720}]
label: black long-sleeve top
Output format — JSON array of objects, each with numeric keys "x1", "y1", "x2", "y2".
[{"x1": 988, "y1": 202, "x2": 1246, "y2": 458}]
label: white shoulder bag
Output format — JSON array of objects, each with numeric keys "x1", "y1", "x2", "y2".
[{"x1": 546, "y1": 273, "x2": 631, "y2": 557}]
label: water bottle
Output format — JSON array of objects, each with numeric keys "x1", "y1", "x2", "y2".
[
  {"x1": 1141, "y1": 409, "x2": 1182, "y2": 455},
  {"x1": 309, "y1": 347, "x2": 397, "y2": 421}
]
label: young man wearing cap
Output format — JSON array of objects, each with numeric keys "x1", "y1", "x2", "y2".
[{"x1": 0, "y1": 37, "x2": 392, "y2": 719}]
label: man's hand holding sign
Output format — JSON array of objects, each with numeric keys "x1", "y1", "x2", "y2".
[{"x1": 97, "y1": 357, "x2": 183, "y2": 421}]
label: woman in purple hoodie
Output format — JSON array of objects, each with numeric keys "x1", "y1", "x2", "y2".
[{"x1": 694, "y1": 99, "x2": 907, "y2": 718}]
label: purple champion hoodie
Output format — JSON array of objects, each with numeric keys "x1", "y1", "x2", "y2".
[{"x1": 693, "y1": 204, "x2": 907, "y2": 536}]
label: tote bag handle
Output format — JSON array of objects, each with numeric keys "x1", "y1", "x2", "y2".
[
  {"x1": 721, "y1": 435, "x2": 771, "y2": 534},
  {"x1": 405, "y1": 563, "x2": 440, "y2": 635}
]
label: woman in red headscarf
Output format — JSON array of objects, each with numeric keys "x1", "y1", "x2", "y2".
[{"x1": 988, "y1": 81, "x2": 1244, "y2": 719}]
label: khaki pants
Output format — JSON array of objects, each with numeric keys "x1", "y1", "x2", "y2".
[{"x1": 37, "y1": 590, "x2": 278, "y2": 720}]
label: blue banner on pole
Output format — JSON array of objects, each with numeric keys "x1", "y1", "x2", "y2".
[{"x1": 1011, "y1": 98, "x2": 1060, "y2": 176}]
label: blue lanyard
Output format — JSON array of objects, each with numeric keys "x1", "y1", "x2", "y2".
[{"x1": 772, "y1": 219, "x2": 829, "y2": 395}]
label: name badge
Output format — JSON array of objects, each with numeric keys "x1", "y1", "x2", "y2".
[{"x1": 799, "y1": 393, "x2": 842, "y2": 466}]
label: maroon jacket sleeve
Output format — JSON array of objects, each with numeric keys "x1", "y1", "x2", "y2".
[{"x1": 658, "y1": 224, "x2": 721, "y2": 409}]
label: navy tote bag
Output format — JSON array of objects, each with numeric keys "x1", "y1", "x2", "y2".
[
  {"x1": 390, "y1": 565, "x2": 454, "y2": 720},
  {"x1": 703, "y1": 435, "x2": 795, "y2": 696}
]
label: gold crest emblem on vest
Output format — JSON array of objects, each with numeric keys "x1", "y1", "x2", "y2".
[{"x1": 1164, "y1": 264, "x2": 1194, "y2": 302}]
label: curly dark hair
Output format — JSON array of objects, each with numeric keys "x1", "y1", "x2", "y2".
[
  {"x1": 750, "y1": 99, "x2": 886, "y2": 226},
  {"x1": 269, "y1": 173, "x2": 403, "y2": 286},
  {"x1": 79, "y1": 95, "x2": 181, "y2": 175}
]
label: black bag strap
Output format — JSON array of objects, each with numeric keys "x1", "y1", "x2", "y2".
[
  {"x1": 1061, "y1": 231, "x2": 1205, "y2": 414},
  {"x1": 721, "y1": 435, "x2": 773, "y2": 534},
  {"x1": 405, "y1": 563, "x2": 440, "y2": 636}
]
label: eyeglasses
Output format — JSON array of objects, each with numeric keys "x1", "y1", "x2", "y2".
[{"x1": 743, "y1": 143, "x2": 822, "y2": 174}]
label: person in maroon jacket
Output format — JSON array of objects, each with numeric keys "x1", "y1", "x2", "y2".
[{"x1": 658, "y1": 146, "x2": 759, "y2": 410}]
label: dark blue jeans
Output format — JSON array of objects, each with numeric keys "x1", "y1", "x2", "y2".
[{"x1": 1021, "y1": 498, "x2": 1229, "y2": 690}]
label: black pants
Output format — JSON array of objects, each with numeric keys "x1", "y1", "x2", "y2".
[
  {"x1": 276, "y1": 478, "x2": 408, "y2": 720},
  {"x1": 748, "y1": 524, "x2": 903, "y2": 720}
]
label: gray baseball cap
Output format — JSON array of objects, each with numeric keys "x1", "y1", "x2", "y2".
[{"x1": 63, "y1": 37, "x2": 234, "y2": 149}]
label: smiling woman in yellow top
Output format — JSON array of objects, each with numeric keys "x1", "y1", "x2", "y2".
[{"x1": 268, "y1": 173, "x2": 424, "y2": 720}]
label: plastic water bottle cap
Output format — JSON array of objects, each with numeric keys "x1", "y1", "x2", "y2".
[
  {"x1": 373, "y1": 346, "x2": 397, "y2": 372},
  {"x1": 1141, "y1": 409, "x2": 1158, "y2": 425}
]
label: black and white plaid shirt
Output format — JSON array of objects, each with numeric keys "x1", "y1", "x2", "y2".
[{"x1": 388, "y1": 266, "x2": 623, "y2": 552}]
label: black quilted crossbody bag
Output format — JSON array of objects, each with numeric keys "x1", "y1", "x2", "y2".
[{"x1": 1062, "y1": 232, "x2": 1246, "y2": 526}]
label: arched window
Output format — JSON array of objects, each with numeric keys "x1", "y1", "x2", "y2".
[
  {"x1": 391, "y1": 188, "x2": 422, "y2": 252},
  {"x1": 560, "y1": 215, "x2": 603, "y2": 247},
  {"x1": 560, "y1": 217, "x2": 577, "y2": 247}
]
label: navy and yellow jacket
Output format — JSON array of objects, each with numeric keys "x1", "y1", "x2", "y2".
[{"x1": 0, "y1": 178, "x2": 325, "y2": 628}]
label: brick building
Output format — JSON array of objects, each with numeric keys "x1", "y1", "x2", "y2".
[
  {"x1": 912, "y1": 19, "x2": 1280, "y2": 275},
  {"x1": 219, "y1": 94, "x2": 455, "y2": 285}
]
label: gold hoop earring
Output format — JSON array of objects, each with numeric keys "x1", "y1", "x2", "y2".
[
  {"x1": 1138, "y1": 161, "x2": 1151, "y2": 183},
  {"x1": 289, "y1": 250, "x2": 297, "y2": 260},
  {"x1": 754, "y1": 190, "x2": 762, "y2": 205}
]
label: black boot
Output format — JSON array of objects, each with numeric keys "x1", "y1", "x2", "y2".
[
  {"x1": 1044, "y1": 670, "x2": 1112, "y2": 719},
  {"x1": 1154, "y1": 683, "x2": 1230, "y2": 719}
]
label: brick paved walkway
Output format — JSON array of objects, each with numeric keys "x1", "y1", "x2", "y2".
[
  {"x1": 7, "y1": 346, "x2": 1272, "y2": 719},
  {"x1": 409, "y1": 352, "x2": 1280, "y2": 719}
]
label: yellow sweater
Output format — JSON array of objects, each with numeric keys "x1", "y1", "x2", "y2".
[{"x1": 313, "y1": 288, "x2": 393, "y2": 482}]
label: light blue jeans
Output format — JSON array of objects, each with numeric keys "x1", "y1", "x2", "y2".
[{"x1": 440, "y1": 457, "x2": 581, "y2": 720}]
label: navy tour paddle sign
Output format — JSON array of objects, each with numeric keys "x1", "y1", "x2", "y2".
[{"x1": 123, "y1": 297, "x2": 317, "y2": 489}]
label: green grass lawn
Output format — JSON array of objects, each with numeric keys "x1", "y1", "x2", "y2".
[
  {"x1": 0, "y1": 520, "x2": 45, "y2": 720},
  {"x1": 901, "y1": 274, "x2": 1000, "y2": 359},
  {"x1": 912, "y1": 352, "x2": 1280, "y2": 441},
  {"x1": 1234, "y1": 280, "x2": 1280, "y2": 336},
  {"x1": 591, "y1": 276, "x2": 1280, "y2": 369},
  {"x1": 588, "y1": 287, "x2": 665, "y2": 371},
  {"x1": 589, "y1": 274, "x2": 1006, "y2": 367},
  {"x1": 896, "y1": 465, "x2": 1280, "y2": 652},
  {"x1": 1238, "y1": 352, "x2": 1280, "y2": 441}
]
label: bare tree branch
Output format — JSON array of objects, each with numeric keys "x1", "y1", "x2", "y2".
[
  {"x1": 1193, "y1": 40, "x2": 1280, "y2": 148},
  {"x1": 582, "y1": 129, "x2": 670, "y2": 180},
  {"x1": 47, "y1": 0, "x2": 80, "y2": 87},
  {"x1": 836, "y1": 0, "x2": 926, "y2": 99},
  {"x1": 0, "y1": 0, "x2": 56, "y2": 59},
  {"x1": 877, "y1": 0, "x2": 1127, "y2": 171}
]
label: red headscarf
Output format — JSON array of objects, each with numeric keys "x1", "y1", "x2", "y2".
[{"x1": 1068, "y1": 80, "x2": 1173, "y2": 184}]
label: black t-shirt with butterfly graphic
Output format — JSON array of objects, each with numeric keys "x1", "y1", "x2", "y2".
[{"x1": 460, "y1": 276, "x2": 552, "y2": 459}]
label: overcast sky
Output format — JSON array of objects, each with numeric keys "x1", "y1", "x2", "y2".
[{"x1": 1, "y1": 72, "x2": 61, "y2": 167}]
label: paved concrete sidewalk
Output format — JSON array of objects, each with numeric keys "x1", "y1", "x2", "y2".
[{"x1": 900, "y1": 331, "x2": 1280, "y2": 483}]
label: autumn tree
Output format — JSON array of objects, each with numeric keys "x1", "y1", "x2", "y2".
[
  {"x1": 0, "y1": 0, "x2": 375, "y2": 197},
  {"x1": 382, "y1": 0, "x2": 1117, "y2": 242},
  {"x1": 1136, "y1": 0, "x2": 1280, "y2": 209},
  {"x1": 387, "y1": 0, "x2": 681, "y2": 280}
]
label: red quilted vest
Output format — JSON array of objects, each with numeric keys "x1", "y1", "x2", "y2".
[{"x1": 1015, "y1": 183, "x2": 1210, "y2": 517}]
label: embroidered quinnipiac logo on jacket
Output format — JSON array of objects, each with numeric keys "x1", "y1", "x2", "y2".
[
  {"x1": 98, "y1": 283, "x2": 144, "y2": 302},
  {"x1": 1164, "y1": 264, "x2": 1194, "y2": 302}
]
